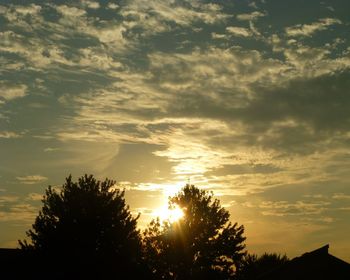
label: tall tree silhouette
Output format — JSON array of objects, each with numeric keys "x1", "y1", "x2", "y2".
[
  {"x1": 143, "y1": 184, "x2": 246, "y2": 280},
  {"x1": 20, "y1": 174, "x2": 149, "y2": 279}
]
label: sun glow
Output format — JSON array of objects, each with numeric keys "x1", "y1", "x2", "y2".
[{"x1": 152, "y1": 204, "x2": 184, "y2": 223}]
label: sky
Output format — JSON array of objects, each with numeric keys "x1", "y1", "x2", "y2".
[{"x1": 1, "y1": 0, "x2": 350, "y2": 261}]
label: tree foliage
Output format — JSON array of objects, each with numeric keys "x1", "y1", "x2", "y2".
[
  {"x1": 143, "y1": 184, "x2": 246, "y2": 280},
  {"x1": 20, "y1": 174, "x2": 147, "y2": 278},
  {"x1": 236, "y1": 253, "x2": 289, "y2": 280}
]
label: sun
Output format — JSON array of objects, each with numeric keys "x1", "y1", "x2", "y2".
[{"x1": 152, "y1": 204, "x2": 184, "y2": 223}]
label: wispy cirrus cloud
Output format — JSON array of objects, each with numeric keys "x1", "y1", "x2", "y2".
[
  {"x1": 0, "y1": 195, "x2": 19, "y2": 203},
  {"x1": 236, "y1": 11, "x2": 266, "y2": 21},
  {"x1": 16, "y1": 175, "x2": 48, "y2": 185},
  {"x1": 332, "y1": 193, "x2": 350, "y2": 200},
  {"x1": 121, "y1": 0, "x2": 229, "y2": 30},
  {"x1": 25, "y1": 193, "x2": 43, "y2": 201},
  {"x1": 258, "y1": 200, "x2": 330, "y2": 217},
  {"x1": 0, "y1": 203, "x2": 38, "y2": 223},
  {"x1": 285, "y1": 18, "x2": 342, "y2": 37},
  {"x1": 0, "y1": 131, "x2": 23, "y2": 139},
  {"x1": 226, "y1": 26, "x2": 252, "y2": 37}
]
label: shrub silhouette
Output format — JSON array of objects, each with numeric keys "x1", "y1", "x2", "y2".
[
  {"x1": 20, "y1": 174, "x2": 149, "y2": 279},
  {"x1": 143, "y1": 184, "x2": 246, "y2": 280}
]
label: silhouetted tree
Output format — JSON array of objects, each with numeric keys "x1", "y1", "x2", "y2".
[
  {"x1": 143, "y1": 184, "x2": 246, "y2": 280},
  {"x1": 236, "y1": 253, "x2": 289, "y2": 280},
  {"x1": 20, "y1": 174, "x2": 149, "y2": 279}
]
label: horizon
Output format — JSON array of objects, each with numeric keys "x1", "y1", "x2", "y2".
[{"x1": 0, "y1": 0, "x2": 350, "y2": 262}]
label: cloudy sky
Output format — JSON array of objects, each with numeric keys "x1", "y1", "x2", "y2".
[{"x1": 1, "y1": 0, "x2": 350, "y2": 260}]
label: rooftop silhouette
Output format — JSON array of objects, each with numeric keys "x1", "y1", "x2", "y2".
[{"x1": 258, "y1": 244, "x2": 350, "y2": 280}]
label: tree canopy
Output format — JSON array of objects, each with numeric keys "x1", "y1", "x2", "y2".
[
  {"x1": 236, "y1": 253, "x2": 289, "y2": 280},
  {"x1": 143, "y1": 184, "x2": 246, "y2": 280},
  {"x1": 18, "y1": 175, "x2": 293, "y2": 280},
  {"x1": 20, "y1": 174, "x2": 148, "y2": 279}
]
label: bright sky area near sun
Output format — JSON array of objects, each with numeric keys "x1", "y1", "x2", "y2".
[{"x1": 1, "y1": 0, "x2": 350, "y2": 261}]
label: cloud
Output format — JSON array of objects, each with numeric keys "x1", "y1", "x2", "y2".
[
  {"x1": 55, "y1": 5, "x2": 87, "y2": 17},
  {"x1": 0, "y1": 195, "x2": 19, "y2": 203},
  {"x1": 285, "y1": 18, "x2": 342, "y2": 37},
  {"x1": 51, "y1": 39, "x2": 350, "y2": 196},
  {"x1": 107, "y1": 3, "x2": 119, "y2": 10},
  {"x1": 0, "y1": 131, "x2": 23, "y2": 139},
  {"x1": 26, "y1": 193, "x2": 43, "y2": 201},
  {"x1": 226, "y1": 26, "x2": 252, "y2": 37},
  {"x1": 0, "y1": 29, "x2": 77, "y2": 69},
  {"x1": 78, "y1": 47, "x2": 124, "y2": 70},
  {"x1": 2, "y1": 3, "x2": 128, "y2": 72},
  {"x1": 236, "y1": 11, "x2": 266, "y2": 21},
  {"x1": 44, "y1": 147, "x2": 59, "y2": 152},
  {"x1": 332, "y1": 193, "x2": 350, "y2": 200},
  {"x1": 120, "y1": 0, "x2": 229, "y2": 36},
  {"x1": 0, "y1": 203, "x2": 37, "y2": 223},
  {"x1": 16, "y1": 175, "x2": 48, "y2": 185},
  {"x1": 211, "y1": 33, "x2": 227, "y2": 39},
  {"x1": 249, "y1": 2, "x2": 258, "y2": 9},
  {"x1": 148, "y1": 47, "x2": 288, "y2": 97},
  {"x1": 13, "y1": 4, "x2": 41, "y2": 15},
  {"x1": 206, "y1": 164, "x2": 282, "y2": 176},
  {"x1": 81, "y1": 0, "x2": 100, "y2": 9},
  {"x1": 258, "y1": 200, "x2": 330, "y2": 217},
  {"x1": 0, "y1": 84, "x2": 27, "y2": 102}
]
